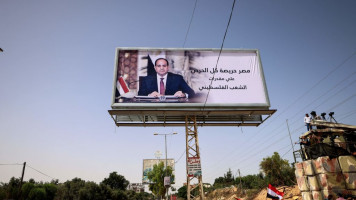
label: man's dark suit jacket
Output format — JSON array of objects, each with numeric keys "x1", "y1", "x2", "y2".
[{"x1": 138, "y1": 72, "x2": 195, "y2": 98}]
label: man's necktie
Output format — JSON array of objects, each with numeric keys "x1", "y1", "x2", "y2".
[{"x1": 160, "y1": 78, "x2": 165, "y2": 95}]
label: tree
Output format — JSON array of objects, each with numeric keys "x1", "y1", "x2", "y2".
[
  {"x1": 21, "y1": 182, "x2": 35, "y2": 199},
  {"x1": 55, "y1": 177, "x2": 86, "y2": 200},
  {"x1": 177, "y1": 185, "x2": 187, "y2": 200},
  {"x1": 111, "y1": 189, "x2": 128, "y2": 200},
  {"x1": 0, "y1": 183, "x2": 7, "y2": 200},
  {"x1": 132, "y1": 191, "x2": 155, "y2": 200},
  {"x1": 213, "y1": 168, "x2": 235, "y2": 188},
  {"x1": 6, "y1": 177, "x2": 21, "y2": 199},
  {"x1": 43, "y1": 183, "x2": 57, "y2": 200},
  {"x1": 224, "y1": 168, "x2": 234, "y2": 183},
  {"x1": 147, "y1": 161, "x2": 174, "y2": 199},
  {"x1": 101, "y1": 172, "x2": 129, "y2": 191},
  {"x1": 28, "y1": 187, "x2": 46, "y2": 200},
  {"x1": 238, "y1": 173, "x2": 266, "y2": 189},
  {"x1": 98, "y1": 183, "x2": 113, "y2": 200},
  {"x1": 78, "y1": 181, "x2": 103, "y2": 200},
  {"x1": 259, "y1": 152, "x2": 295, "y2": 186}
]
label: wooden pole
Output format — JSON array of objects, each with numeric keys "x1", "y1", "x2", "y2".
[{"x1": 17, "y1": 162, "x2": 26, "y2": 199}]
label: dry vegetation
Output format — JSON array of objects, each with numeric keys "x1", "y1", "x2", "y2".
[{"x1": 193, "y1": 185, "x2": 301, "y2": 200}]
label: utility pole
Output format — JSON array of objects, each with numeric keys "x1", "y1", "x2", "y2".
[
  {"x1": 286, "y1": 120, "x2": 296, "y2": 163},
  {"x1": 18, "y1": 162, "x2": 26, "y2": 199},
  {"x1": 154, "y1": 132, "x2": 177, "y2": 200},
  {"x1": 238, "y1": 169, "x2": 242, "y2": 188}
]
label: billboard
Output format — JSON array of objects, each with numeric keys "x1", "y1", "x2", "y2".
[
  {"x1": 112, "y1": 48, "x2": 270, "y2": 108},
  {"x1": 187, "y1": 157, "x2": 202, "y2": 177},
  {"x1": 142, "y1": 159, "x2": 175, "y2": 184},
  {"x1": 109, "y1": 47, "x2": 276, "y2": 126}
]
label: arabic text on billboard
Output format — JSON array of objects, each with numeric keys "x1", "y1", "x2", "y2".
[{"x1": 188, "y1": 157, "x2": 201, "y2": 177}]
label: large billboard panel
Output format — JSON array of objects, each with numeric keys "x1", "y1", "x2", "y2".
[
  {"x1": 111, "y1": 48, "x2": 270, "y2": 109},
  {"x1": 142, "y1": 159, "x2": 175, "y2": 184}
]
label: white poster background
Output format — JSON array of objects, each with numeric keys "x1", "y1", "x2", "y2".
[{"x1": 190, "y1": 51, "x2": 265, "y2": 104}]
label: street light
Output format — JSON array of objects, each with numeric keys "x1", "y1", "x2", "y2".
[{"x1": 154, "y1": 132, "x2": 177, "y2": 200}]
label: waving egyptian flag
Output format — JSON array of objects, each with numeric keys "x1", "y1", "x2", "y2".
[{"x1": 267, "y1": 184, "x2": 284, "y2": 200}]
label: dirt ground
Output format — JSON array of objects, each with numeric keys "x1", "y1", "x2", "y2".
[{"x1": 195, "y1": 185, "x2": 301, "y2": 200}]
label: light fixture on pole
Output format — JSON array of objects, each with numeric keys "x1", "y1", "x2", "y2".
[{"x1": 153, "y1": 132, "x2": 177, "y2": 200}]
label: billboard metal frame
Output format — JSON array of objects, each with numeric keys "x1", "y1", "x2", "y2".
[
  {"x1": 109, "y1": 47, "x2": 277, "y2": 200},
  {"x1": 109, "y1": 47, "x2": 276, "y2": 126},
  {"x1": 109, "y1": 109, "x2": 276, "y2": 127}
]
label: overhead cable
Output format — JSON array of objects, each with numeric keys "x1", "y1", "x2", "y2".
[
  {"x1": 203, "y1": 0, "x2": 236, "y2": 109},
  {"x1": 27, "y1": 164, "x2": 56, "y2": 180}
]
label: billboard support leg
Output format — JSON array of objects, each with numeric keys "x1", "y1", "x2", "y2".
[{"x1": 185, "y1": 116, "x2": 204, "y2": 200}]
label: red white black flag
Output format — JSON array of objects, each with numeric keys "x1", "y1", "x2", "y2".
[
  {"x1": 117, "y1": 76, "x2": 129, "y2": 94},
  {"x1": 267, "y1": 184, "x2": 284, "y2": 200}
]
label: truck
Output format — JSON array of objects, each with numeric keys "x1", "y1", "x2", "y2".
[{"x1": 293, "y1": 117, "x2": 356, "y2": 200}]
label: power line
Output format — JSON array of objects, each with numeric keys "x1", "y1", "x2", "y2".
[
  {"x1": 271, "y1": 78, "x2": 356, "y2": 141},
  {"x1": 203, "y1": 0, "x2": 236, "y2": 109},
  {"x1": 212, "y1": 100, "x2": 342, "y2": 175},
  {"x1": 314, "y1": 79, "x2": 356, "y2": 110},
  {"x1": 284, "y1": 71, "x2": 356, "y2": 123},
  {"x1": 338, "y1": 109, "x2": 356, "y2": 118},
  {"x1": 0, "y1": 163, "x2": 22, "y2": 166},
  {"x1": 204, "y1": 94, "x2": 355, "y2": 182},
  {"x1": 175, "y1": 149, "x2": 186, "y2": 164},
  {"x1": 204, "y1": 69, "x2": 356, "y2": 174},
  {"x1": 204, "y1": 123, "x2": 305, "y2": 180},
  {"x1": 182, "y1": 0, "x2": 198, "y2": 48},
  {"x1": 218, "y1": 70, "x2": 356, "y2": 163},
  {"x1": 26, "y1": 164, "x2": 56, "y2": 180},
  {"x1": 205, "y1": 121, "x2": 296, "y2": 174},
  {"x1": 201, "y1": 9, "x2": 356, "y2": 184},
  {"x1": 271, "y1": 51, "x2": 356, "y2": 121},
  {"x1": 327, "y1": 92, "x2": 356, "y2": 112},
  {"x1": 0, "y1": 163, "x2": 56, "y2": 181},
  {"x1": 339, "y1": 111, "x2": 356, "y2": 121},
  {"x1": 201, "y1": 40, "x2": 356, "y2": 184},
  {"x1": 246, "y1": 52, "x2": 356, "y2": 140},
  {"x1": 281, "y1": 146, "x2": 295, "y2": 159}
]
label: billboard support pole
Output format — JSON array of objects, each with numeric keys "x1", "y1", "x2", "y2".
[{"x1": 185, "y1": 116, "x2": 204, "y2": 200}]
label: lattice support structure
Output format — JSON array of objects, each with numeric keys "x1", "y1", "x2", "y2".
[{"x1": 185, "y1": 116, "x2": 204, "y2": 200}]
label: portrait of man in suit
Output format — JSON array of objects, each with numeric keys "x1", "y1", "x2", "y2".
[{"x1": 138, "y1": 58, "x2": 195, "y2": 98}]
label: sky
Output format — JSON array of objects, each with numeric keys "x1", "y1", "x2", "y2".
[{"x1": 1, "y1": 0, "x2": 356, "y2": 190}]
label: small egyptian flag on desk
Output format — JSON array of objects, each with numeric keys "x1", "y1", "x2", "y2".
[
  {"x1": 117, "y1": 76, "x2": 129, "y2": 94},
  {"x1": 267, "y1": 184, "x2": 284, "y2": 200}
]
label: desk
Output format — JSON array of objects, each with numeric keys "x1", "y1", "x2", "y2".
[{"x1": 116, "y1": 97, "x2": 190, "y2": 103}]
